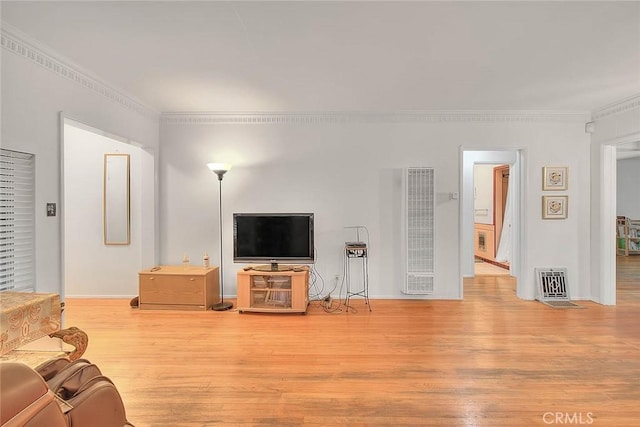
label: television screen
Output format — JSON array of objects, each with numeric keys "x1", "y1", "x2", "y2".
[{"x1": 233, "y1": 213, "x2": 315, "y2": 265}]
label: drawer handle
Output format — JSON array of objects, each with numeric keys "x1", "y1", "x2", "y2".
[
  {"x1": 148, "y1": 277, "x2": 155, "y2": 280},
  {"x1": 189, "y1": 278, "x2": 195, "y2": 281}
]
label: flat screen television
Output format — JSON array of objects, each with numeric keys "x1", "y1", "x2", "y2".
[{"x1": 233, "y1": 213, "x2": 315, "y2": 271}]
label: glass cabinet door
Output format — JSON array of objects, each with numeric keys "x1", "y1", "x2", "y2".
[{"x1": 250, "y1": 275, "x2": 292, "y2": 309}]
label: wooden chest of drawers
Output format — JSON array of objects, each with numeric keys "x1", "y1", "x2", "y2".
[{"x1": 138, "y1": 265, "x2": 219, "y2": 310}]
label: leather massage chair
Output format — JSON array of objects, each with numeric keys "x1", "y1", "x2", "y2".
[{"x1": 1, "y1": 358, "x2": 133, "y2": 427}]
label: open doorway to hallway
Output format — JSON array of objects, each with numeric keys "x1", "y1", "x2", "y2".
[
  {"x1": 461, "y1": 149, "x2": 525, "y2": 300},
  {"x1": 615, "y1": 141, "x2": 640, "y2": 296}
]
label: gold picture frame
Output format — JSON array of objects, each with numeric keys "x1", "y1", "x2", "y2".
[
  {"x1": 542, "y1": 195, "x2": 568, "y2": 220},
  {"x1": 542, "y1": 166, "x2": 568, "y2": 191}
]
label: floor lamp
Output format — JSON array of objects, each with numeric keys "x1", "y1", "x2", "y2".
[{"x1": 207, "y1": 162, "x2": 233, "y2": 311}]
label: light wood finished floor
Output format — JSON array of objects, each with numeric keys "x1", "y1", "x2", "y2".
[
  {"x1": 474, "y1": 260, "x2": 510, "y2": 276},
  {"x1": 62, "y1": 261, "x2": 640, "y2": 426}
]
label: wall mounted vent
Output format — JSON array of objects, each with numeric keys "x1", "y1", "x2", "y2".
[
  {"x1": 535, "y1": 268, "x2": 569, "y2": 300},
  {"x1": 535, "y1": 267, "x2": 581, "y2": 308},
  {"x1": 402, "y1": 167, "x2": 435, "y2": 295}
]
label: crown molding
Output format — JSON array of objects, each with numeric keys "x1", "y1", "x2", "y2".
[
  {"x1": 1, "y1": 23, "x2": 159, "y2": 121},
  {"x1": 592, "y1": 94, "x2": 640, "y2": 121},
  {"x1": 1, "y1": 22, "x2": 595, "y2": 126},
  {"x1": 161, "y1": 110, "x2": 590, "y2": 125}
]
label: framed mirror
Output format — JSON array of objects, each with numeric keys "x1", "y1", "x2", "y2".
[{"x1": 103, "y1": 154, "x2": 130, "y2": 245}]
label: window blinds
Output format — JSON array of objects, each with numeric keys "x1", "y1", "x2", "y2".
[{"x1": 0, "y1": 149, "x2": 35, "y2": 292}]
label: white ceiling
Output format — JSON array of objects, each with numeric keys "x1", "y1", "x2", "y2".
[{"x1": 1, "y1": 1, "x2": 639, "y2": 113}]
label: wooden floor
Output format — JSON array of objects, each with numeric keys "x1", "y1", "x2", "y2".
[
  {"x1": 474, "y1": 259, "x2": 510, "y2": 276},
  {"x1": 62, "y1": 260, "x2": 640, "y2": 426}
]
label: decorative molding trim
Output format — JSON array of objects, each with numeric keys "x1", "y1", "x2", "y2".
[
  {"x1": 161, "y1": 110, "x2": 590, "y2": 125},
  {"x1": 1, "y1": 22, "x2": 599, "y2": 127},
  {"x1": 597, "y1": 131, "x2": 640, "y2": 147},
  {"x1": 592, "y1": 94, "x2": 640, "y2": 121},
  {"x1": 1, "y1": 24, "x2": 159, "y2": 121}
]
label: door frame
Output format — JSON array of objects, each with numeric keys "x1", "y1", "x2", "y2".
[
  {"x1": 460, "y1": 148, "x2": 527, "y2": 299},
  {"x1": 599, "y1": 138, "x2": 640, "y2": 305}
]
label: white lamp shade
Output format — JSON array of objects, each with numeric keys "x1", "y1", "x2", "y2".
[{"x1": 207, "y1": 163, "x2": 232, "y2": 174}]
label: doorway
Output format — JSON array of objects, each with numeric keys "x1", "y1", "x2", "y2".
[
  {"x1": 61, "y1": 117, "x2": 155, "y2": 298},
  {"x1": 615, "y1": 142, "x2": 640, "y2": 296},
  {"x1": 461, "y1": 149, "x2": 526, "y2": 299}
]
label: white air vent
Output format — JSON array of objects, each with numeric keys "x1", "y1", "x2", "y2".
[
  {"x1": 402, "y1": 167, "x2": 435, "y2": 295},
  {"x1": 535, "y1": 268, "x2": 569, "y2": 301}
]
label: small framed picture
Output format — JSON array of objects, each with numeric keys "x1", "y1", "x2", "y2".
[
  {"x1": 542, "y1": 166, "x2": 568, "y2": 191},
  {"x1": 542, "y1": 195, "x2": 568, "y2": 219}
]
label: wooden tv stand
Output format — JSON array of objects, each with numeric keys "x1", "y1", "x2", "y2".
[{"x1": 236, "y1": 266, "x2": 309, "y2": 314}]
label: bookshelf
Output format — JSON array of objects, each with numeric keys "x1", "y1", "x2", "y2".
[{"x1": 616, "y1": 216, "x2": 640, "y2": 256}]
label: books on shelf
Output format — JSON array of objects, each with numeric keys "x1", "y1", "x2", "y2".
[{"x1": 616, "y1": 216, "x2": 640, "y2": 255}]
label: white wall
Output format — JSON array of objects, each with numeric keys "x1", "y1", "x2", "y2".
[
  {"x1": 473, "y1": 164, "x2": 495, "y2": 224},
  {"x1": 1, "y1": 33, "x2": 159, "y2": 297},
  {"x1": 617, "y1": 157, "x2": 640, "y2": 219},
  {"x1": 63, "y1": 123, "x2": 151, "y2": 297},
  {"x1": 160, "y1": 115, "x2": 591, "y2": 300}
]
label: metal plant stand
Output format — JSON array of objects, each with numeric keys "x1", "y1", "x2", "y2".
[{"x1": 345, "y1": 243, "x2": 371, "y2": 312}]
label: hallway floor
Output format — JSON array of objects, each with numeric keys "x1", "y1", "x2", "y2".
[{"x1": 474, "y1": 258, "x2": 510, "y2": 276}]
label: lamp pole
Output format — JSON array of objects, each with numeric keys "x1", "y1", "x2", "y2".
[{"x1": 208, "y1": 163, "x2": 233, "y2": 311}]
